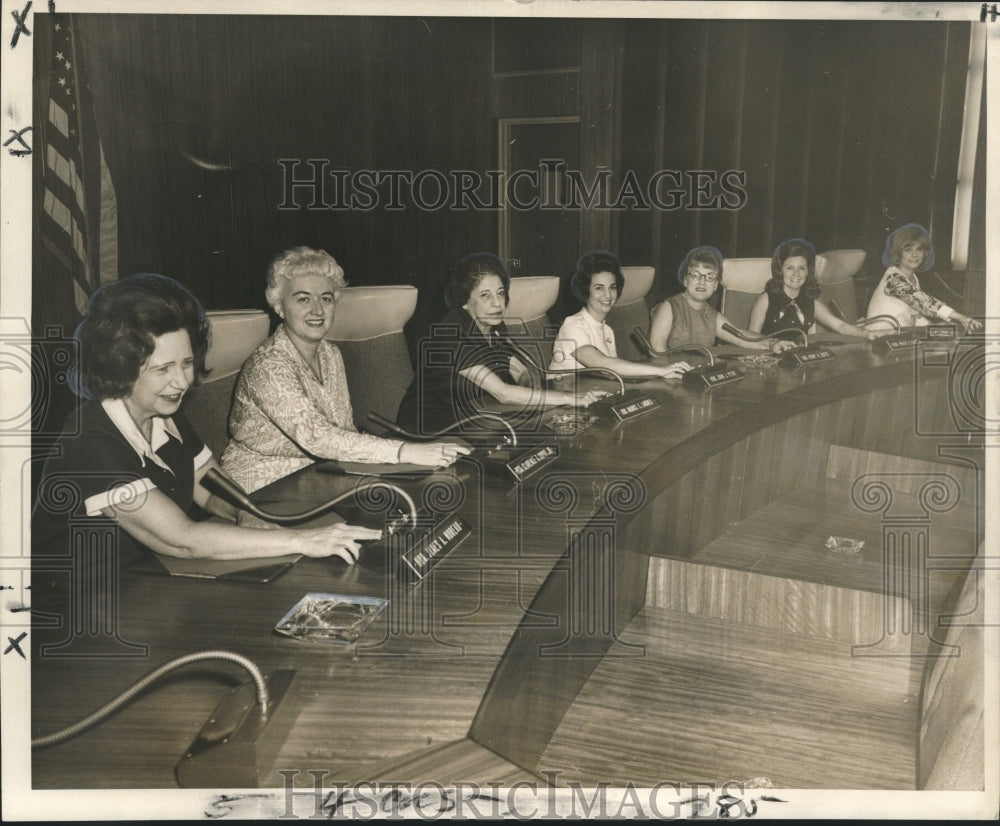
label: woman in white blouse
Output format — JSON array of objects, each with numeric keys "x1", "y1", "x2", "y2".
[
  {"x1": 549, "y1": 250, "x2": 691, "y2": 379},
  {"x1": 221, "y1": 247, "x2": 467, "y2": 492}
]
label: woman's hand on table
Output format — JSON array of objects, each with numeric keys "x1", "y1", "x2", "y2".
[
  {"x1": 767, "y1": 338, "x2": 797, "y2": 354},
  {"x1": 953, "y1": 313, "x2": 983, "y2": 334},
  {"x1": 399, "y1": 441, "x2": 472, "y2": 467},
  {"x1": 573, "y1": 389, "x2": 611, "y2": 407},
  {"x1": 294, "y1": 523, "x2": 384, "y2": 564},
  {"x1": 657, "y1": 361, "x2": 692, "y2": 379}
]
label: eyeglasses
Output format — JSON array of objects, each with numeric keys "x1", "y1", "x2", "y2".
[{"x1": 686, "y1": 272, "x2": 719, "y2": 283}]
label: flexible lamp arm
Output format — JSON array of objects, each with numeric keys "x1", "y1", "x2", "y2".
[
  {"x1": 632, "y1": 327, "x2": 715, "y2": 366},
  {"x1": 202, "y1": 467, "x2": 418, "y2": 528},
  {"x1": 856, "y1": 314, "x2": 902, "y2": 333},
  {"x1": 507, "y1": 338, "x2": 626, "y2": 395},
  {"x1": 721, "y1": 322, "x2": 808, "y2": 348},
  {"x1": 368, "y1": 411, "x2": 517, "y2": 448}
]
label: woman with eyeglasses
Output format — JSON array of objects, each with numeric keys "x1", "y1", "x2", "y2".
[
  {"x1": 748, "y1": 239, "x2": 873, "y2": 339},
  {"x1": 648, "y1": 246, "x2": 794, "y2": 354}
]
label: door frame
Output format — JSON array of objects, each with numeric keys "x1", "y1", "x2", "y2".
[{"x1": 497, "y1": 116, "x2": 581, "y2": 272}]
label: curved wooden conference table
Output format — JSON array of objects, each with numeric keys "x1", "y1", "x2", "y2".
[{"x1": 31, "y1": 332, "x2": 985, "y2": 790}]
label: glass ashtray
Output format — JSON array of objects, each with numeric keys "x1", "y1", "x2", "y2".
[
  {"x1": 735, "y1": 354, "x2": 779, "y2": 369},
  {"x1": 824, "y1": 536, "x2": 865, "y2": 555},
  {"x1": 274, "y1": 593, "x2": 388, "y2": 643},
  {"x1": 544, "y1": 410, "x2": 599, "y2": 435}
]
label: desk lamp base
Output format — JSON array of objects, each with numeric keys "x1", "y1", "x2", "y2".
[{"x1": 175, "y1": 669, "x2": 300, "y2": 788}]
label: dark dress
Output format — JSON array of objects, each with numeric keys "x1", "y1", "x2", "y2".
[
  {"x1": 32, "y1": 400, "x2": 208, "y2": 615},
  {"x1": 759, "y1": 288, "x2": 816, "y2": 336},
  {"x1": 397, "y1": 306, "x2": 516, "y2": 435}
]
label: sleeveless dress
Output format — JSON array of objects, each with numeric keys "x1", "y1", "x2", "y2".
[{"x1": 655, "y1": 292, "x2": 717, "y2": 348}]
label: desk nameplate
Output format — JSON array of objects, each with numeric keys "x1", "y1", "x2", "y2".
[
  {"x1": 779, "y1": 346, "x2": 836, "y2": 368},
  {"x1": 398, "y1": 513, "x2": 472, "y2": 582},
  {"x1": 925, "y1": 324, "x2": 958, "y2": 340},
  {"x1": 873, "y1": 333, "x2": 921, "y2": 355},
  {"x1": 682, "y1": 364, "x2": 745, "y2": 390},
  {"x1": 479, "y1": 444, "x2": 560, "y2": 483},
  {"x1": 610, "y1": 394, "x2": 660, "y2": 422}
]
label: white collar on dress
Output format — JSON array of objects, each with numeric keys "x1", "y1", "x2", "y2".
[
  {"x1": 580, "y1": 307, "x2": 614, "y2": 346},
  {"x1": 580, "y1": 306, "x2": 609, "y2": 330},
  {"x1": 102, "y1": 398, "x2": 183, "y2": 473}
]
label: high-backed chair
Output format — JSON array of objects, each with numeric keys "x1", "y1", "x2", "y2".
[
  {"x1": 606, "y1": 265, "x2": 655, "y2": 362},
  {"x1": 504, "y1": 275, "x2": 560, "y2": 367},
  {"x1": 327, "y1": 285, "x2": 417, "y2": 433},
  {"x1": 719, "y1": 258, "x2": 772, "y2": 330},
  {"x1": 183, "y1": 310, "x2": 270, "y2": 457},
  {"x1": 815, "y1": 249, "x2": 865, "y2": 323}
]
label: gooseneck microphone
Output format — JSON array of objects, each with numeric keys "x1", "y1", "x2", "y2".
[
  {"x1": 632, "y1": 327, "x2": 715, "y2": 366},
  {"x1": 367, "y1": 411, "x2": 518, "y2": 448},
  {"x1": 721, "y1": 322, "x2": 808, "y2": 348},
  {"x1": 825, "y1": 296, "x2": 848, "y2": 322},
  {"x1": 506, "y1": 339, "x2": 627, "y2": 395},
  {"x1": 856, "y1": 314, "x2": 902, "y2": 333},
  {"x1": 202, "y1": 467, "x2": 419, "y2": 528}
]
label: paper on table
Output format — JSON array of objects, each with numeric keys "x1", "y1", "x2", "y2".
[
  {"x1": 316, "y1": 460, "x2": 456, "y2": 477},
  {"x1": 137, "y1": 552, "x2": 302, "y2": 583}
]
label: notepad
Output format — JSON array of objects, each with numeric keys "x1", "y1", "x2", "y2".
[
  {"x1": 316, "y1": 460, "x2": 455, "y2": 478},
  {"x1": 133, "y1": 552, "x2": 301, "y2": 583}
]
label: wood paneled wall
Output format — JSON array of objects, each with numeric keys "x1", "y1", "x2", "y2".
[
  {"x1": 618, "y1": 20, "x2": 976, "y2": 309},
  {"x1": 38, "y1": 15, "x2": 497, "y2": 349},
  {"x1": 33, "y1": 16, "x2": 978, "y2": 347}
]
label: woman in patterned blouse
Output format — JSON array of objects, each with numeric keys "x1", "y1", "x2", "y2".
[
  {"x1": 865, "y1": 224, "x2": 982, "y2": 333},
  {"x1": 221, "y1": 247, "x2": 468, "y2": 492}
]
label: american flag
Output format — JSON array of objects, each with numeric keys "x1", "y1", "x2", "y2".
[{"x1": 39, "y1": 13, "x2": 118, "y2": 316}]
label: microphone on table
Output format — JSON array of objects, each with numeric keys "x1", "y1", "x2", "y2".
[
  {"x1": 632, "y1": 325, "x2": 745, "y2": 390},
  {"x1": 856, "y1": 313, "x2": 929, "y2": 353},
  {"x1": 826, "y1": 296, "x2": 848, "y2": 322},
  {"x1": 722, "y1": 323, "x2": 835, "y2": 368},
  {"x1": 507, "y1": 337, "x2": 666, "y2": 424},
  {"x1": 856, "y1": 314, "x2": 902, "y2": 333},
  {"x1": 367, "y1": 410, "x2": 518, "y2": 448},
  {"x1": 632, "y1": 327, "x2": 715, "y2": 366},
  {"x1": 721, "y1": 322, "x2": 808, "y2": 348},
  {"x1": 506, "y1": 339, "x2": 626, "y2": 395},
  {"x1": 202, "y1": 467, "x2": 419, "y2": 529},
  {"x1": 370, "y1": 410, "x2": 559, "y2": 488}
]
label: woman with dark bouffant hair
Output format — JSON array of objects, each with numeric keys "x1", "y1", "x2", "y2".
[
  {"x1": 32, "y1": 272, "x2": 382, "y2": 609},
  {"x1": 397, "y1": 252, "x2": 605, "y2": 434},
  {"x1": 549, "y1": 250, "x2": 690, "y2": 378},
  {"x1": 749, "y1": 239, "x2": 872, "y2": 338}
]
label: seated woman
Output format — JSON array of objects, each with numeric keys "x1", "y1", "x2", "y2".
[
  {"x1": 221, "y1": 247, "x2": 467, "y2": 493},
  {"x1": 32, "y1": 274, "x2": 381, "y2": 611},
  {"x1": 549, "y1": 250, "x2": 691, "y2": 378},
  {"x1": 749, "y1": 239, "x2": 874, "y2": 339},
  {"x1": 648, "y1": 246, "x2": 795, "y2": 354},
  {"x1": 397, "y1": 252, "x2": 606, "y2": 435},
  {"x1": 866, "y1": 223, "x2": 982, "y2": 333}
]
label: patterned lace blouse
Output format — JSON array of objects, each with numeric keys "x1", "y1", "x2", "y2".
[{"x1": 221, "y1": 324, "x2": 402, "y2": 492}]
